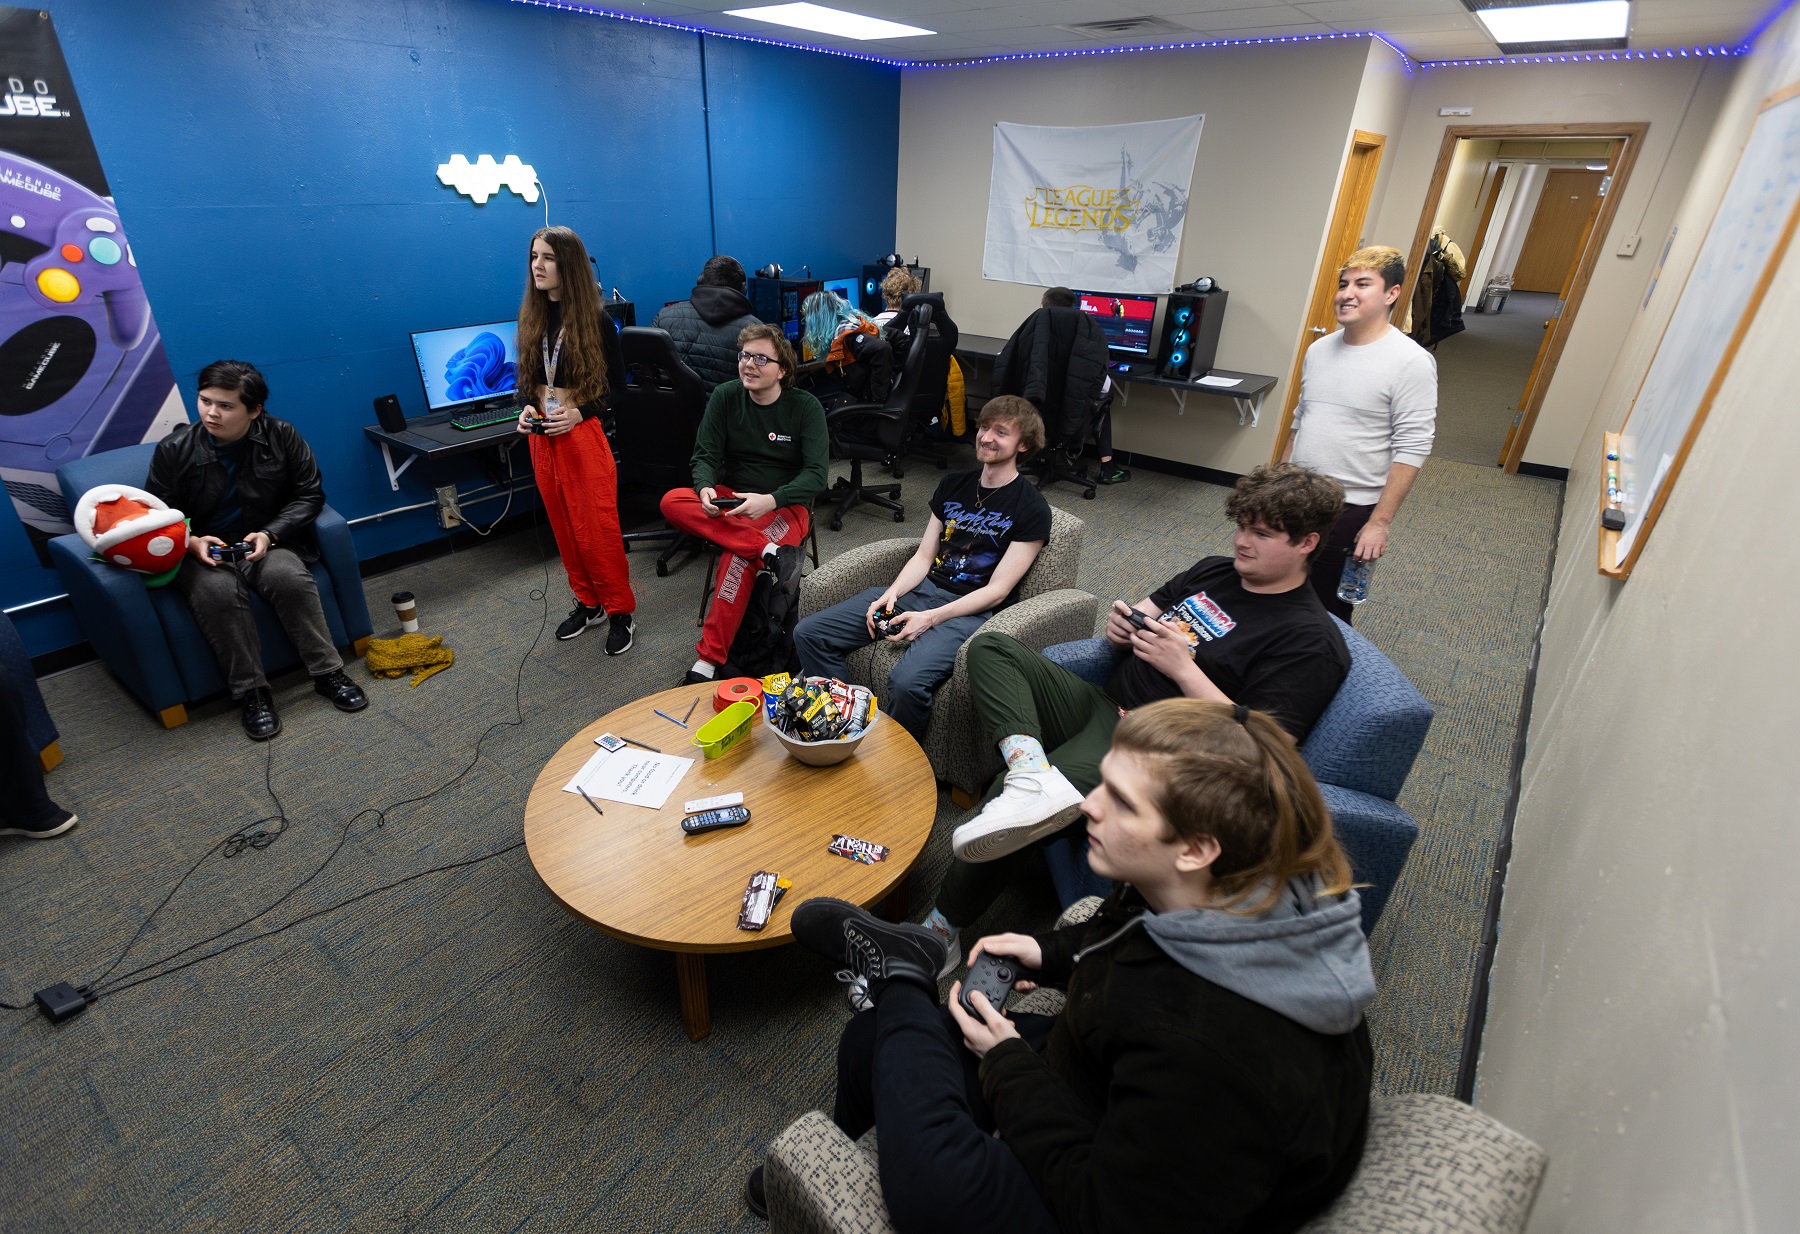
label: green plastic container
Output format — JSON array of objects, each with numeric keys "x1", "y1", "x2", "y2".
[{"x1": 691, "y1": 699, "x2": 757, "y2": 759}]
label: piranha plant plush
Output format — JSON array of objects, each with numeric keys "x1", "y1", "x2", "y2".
[{"x1": 74, "y1": 484, "x2": 188, "y2": 585}]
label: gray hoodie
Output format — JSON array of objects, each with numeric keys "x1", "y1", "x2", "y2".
[{"x1": 1089, "y1": 876, "x2": 1375, "y2": 1035}]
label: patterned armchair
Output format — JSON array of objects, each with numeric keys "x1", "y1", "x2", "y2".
[
  {"x1": 796, "y1": 505, "x2": 1097, "y2": 792},
  {"x1": 765, "y1": 900, "x2": 1546, "y2": 1234},
  {"x1": 1039, "y1": 617, "x2": 1433, "y2": 935}
]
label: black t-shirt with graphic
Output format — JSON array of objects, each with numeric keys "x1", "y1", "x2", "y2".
[
  {"x1": 927, "y1": 469, "x2": 1053, "y2": 602},
  {"x1": 1105, "y1": 556, "x2": 1350, "y2": 741}
]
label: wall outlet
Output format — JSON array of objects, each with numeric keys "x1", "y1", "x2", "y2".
[
  {"x1": 1616, "y1": 234, "x2": 1642, "y2": 257},
  {"x1": 434, "y1": 484, "x2": 462, "y2": 530}
]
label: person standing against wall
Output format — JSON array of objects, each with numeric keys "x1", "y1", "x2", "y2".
[
  {"x1": 1285, "y1": 245, "x2": 1437, "y2": 622},
  {"x1": 515, "y1": 226, "x2": 638, "y2": 652}
]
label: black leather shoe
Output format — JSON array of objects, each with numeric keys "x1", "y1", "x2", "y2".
[
  {"x1": 240, "y1": 687, "x2": 281, "y2": 740},
  {"x1": 790, "y1": 898, "x2": 947, "y2": 997},
  {"x1": 745, "y1": 1165, "x2": 768, "y2": 1219},
  {"x1": 312, "y1": 669, "x2": 368, "y2": 712}
]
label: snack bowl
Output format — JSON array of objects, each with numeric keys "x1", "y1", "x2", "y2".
[{"x1": 768, "y1": 704, "x2": 879, "y2": 766}]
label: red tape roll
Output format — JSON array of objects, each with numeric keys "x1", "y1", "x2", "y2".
[{"x1": 715, "y1": 677, "x2": 765, "y2": 713}]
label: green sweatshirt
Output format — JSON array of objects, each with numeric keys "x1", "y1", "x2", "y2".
[{"x1": 689, "y1": 380, "x2": 829, "y2": 509}]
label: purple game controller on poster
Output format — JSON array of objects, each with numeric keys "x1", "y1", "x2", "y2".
[
  {"x1": 0, "y1": 150, "x2": 148, "y2": 350},
  {"x1": 0, "y1": 150, "x2": 169, "y2": 535}
]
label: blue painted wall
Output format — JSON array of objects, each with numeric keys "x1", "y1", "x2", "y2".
[{"x1": 4, "y1": 0, "x2": 899, "y2": 656}]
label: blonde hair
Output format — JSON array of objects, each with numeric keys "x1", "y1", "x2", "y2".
[
  {"x1": 1340, "y1": 245, "x2": 1405, "y2": 290},
  {"x1": 1112, "y1": 699, "x2": 1353, "y2": 915},
  {"x1": 881, "y1": 266, "x2": 920, "y2": 308}
]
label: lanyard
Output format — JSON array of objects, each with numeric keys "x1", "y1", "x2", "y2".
[{"x1": 541, "y1": 329, "x2": 564, "y2": 389}]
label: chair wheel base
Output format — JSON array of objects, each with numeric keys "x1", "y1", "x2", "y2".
[
  {"x1": 829, "y1": 519, "x2": 843, "y2": 531},
  {"x1": 656, "y1": 561, "x2": 670, "y2": 577},
  {"x1": 1083, "y1": 488, "x2": 1096, "y2": 500},
  {"x1": 893, "y1": 511, "x2": 906, "y2": 522}
]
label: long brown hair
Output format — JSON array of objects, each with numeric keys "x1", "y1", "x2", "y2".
[
  {"x1": 516, "y1": 226, "x2": 608, "y2": 407},
  {"x1": 1112, "y1": 699, "x2": 1353, "y2": 914}
]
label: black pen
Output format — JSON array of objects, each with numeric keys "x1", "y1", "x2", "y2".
[
  {"x1": 619, "y1": 735, "x2": 661, "y2": 753},
  {"x1": 577, "y1": 786, "x2": 605, "y2": 816},
  {"x1": 682, "y1": 697, "x2": 700, "y2": 724}
]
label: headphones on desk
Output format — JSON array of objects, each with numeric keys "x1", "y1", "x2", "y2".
[
  {"x1": 755, "y1": 263, "x2": 783, "y2": 280},
  {"x1": 1174, "y1": 277, "x2": 1218, "y2": 294}
]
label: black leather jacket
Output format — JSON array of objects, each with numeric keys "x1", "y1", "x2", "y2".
[{"x1": 146, "y1": 415, "x2": 326, "y2": 560}]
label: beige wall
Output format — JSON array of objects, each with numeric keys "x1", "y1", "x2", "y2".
[
  {"x1": 1476, "y1": 16, "x2": 1800, "y2": 1231},
  {"x1": 1366, "y1": 58, "x2": 1732, "y2": 470},
  {"x1": 896, "y1": 37, "x2": 1388, "y2": 475},
  {"x1": 1434, "y1": 138, "x2": 1501, "y2": 255}
]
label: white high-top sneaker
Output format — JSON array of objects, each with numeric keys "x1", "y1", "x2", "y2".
[{"x1": 952, "y1": 766, "x2": 1085, "y2": 862}]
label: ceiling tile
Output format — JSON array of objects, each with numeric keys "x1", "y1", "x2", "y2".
[
  {"x1": 1292, "y1": 0, "x2": 1465, "y2": 20},
  {"x1": 1160, "y1": 6, "x2": 1325, "y2": 33}
]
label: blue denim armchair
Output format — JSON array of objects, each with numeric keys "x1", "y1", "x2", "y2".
[
  {"x1": 1039, "y1": 618, "x2": 1432, "y2": 935},
  {"x1": 47, "y1": 443, "x2": 373, "y2": 728}
]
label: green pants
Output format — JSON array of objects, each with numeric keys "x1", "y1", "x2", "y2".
[{"x1": 935, "y1": 631, "x2": 1121, "y2": 928}]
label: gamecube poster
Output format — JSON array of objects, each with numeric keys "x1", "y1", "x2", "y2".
[{"x1": 0, "y1": 6, "x2": 184, "y2": 563}]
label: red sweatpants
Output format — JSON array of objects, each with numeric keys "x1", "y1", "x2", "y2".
[
  {"x1": 531, "y1": 417, "x2": 636, "y2": 615},
  {"x1": 660, "y1": 486, "x2": 809, "y2": 665}
]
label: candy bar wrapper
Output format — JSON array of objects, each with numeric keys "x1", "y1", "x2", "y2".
[
  {"x1": 827, "y1": 834, "x2": 890, "y2": 865},
  {"x1": 736, "y1": 871, "x2": 792, "y2": 931},
  {"x1": 762, "y1": 672, "x2": 792, "y2": 697}
]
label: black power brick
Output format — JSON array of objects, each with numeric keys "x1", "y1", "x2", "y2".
[{"x1": 34, "y1": 983, "x2": 93, "y2": 1024}]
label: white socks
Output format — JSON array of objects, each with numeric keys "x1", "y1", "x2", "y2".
[
  {"x1": 999, "y1": 734, "x2": 1051, "y2": 775},
  {"x1": 689, "y1": 660, "x2": 717, "y2": 680}
]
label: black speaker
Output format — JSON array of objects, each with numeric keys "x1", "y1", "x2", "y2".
[
  {"x1": 1156, "y1": 288, "x2": 1228, "y2": 380},
  {"x1": 373, "y1": 393, "x2": 406, "y2": 433}
]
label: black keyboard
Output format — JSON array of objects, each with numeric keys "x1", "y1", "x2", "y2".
[{"x1": 449, "y1": 407, "x2": 520, "y2": 431}]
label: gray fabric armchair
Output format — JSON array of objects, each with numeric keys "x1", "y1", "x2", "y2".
[{"x1": 795, "y1": 505, "x2": 1096, "y2": 792}]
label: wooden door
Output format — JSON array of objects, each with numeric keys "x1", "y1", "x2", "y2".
[
  {"x1": 1271, "y1": 130, "x2": 1385, "y2": 460},
  {"x1": 1461, "y1": 165, "x2": 1507, "y2": 300},
  {"x1": 1512, "y1": 169, "x2": 1603, "y2": 292}
]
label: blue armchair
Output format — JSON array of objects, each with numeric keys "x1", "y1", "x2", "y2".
[
  {"x1": 1, "y1": 611, "x2": 61, "y2": 771},
  {"x1": 1039, "y1": 620, "x2": 1432, "y2": 935},
  {"x1": 48, "y1": 443, "x2": 373, "y2": 728}
]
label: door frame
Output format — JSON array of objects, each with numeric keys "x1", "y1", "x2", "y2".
[
  {"x1": 1269, "y1": 129, "x2": 1386, "y2": 462},
  {"x1": 1394, "y1": 122, "x2": 1648, "y2": 472}
]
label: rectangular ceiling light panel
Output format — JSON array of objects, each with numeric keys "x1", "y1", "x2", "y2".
[
  {"x1": 723, "y1": 3, "x2": 934, "y2": 39},
  {"x1": 1473, "y1": 1, "x2": 1630, "y2": 50}
]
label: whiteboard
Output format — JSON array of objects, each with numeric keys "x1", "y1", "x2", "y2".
[{"x1": 1610, "y1": 88, "x2": 1800, "y2": 572}]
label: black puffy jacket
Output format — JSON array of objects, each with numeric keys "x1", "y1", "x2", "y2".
[
  {"x1": 993, "y1": 306, "x2": 1110, "y2": 442},
  {"x1": 145, "y1": 415, "x2": 325, "y2": 560},
  {"x1": 650, "y1": 286, "x2": 761, "y2": 390}
]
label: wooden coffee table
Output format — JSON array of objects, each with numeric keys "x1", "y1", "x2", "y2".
[{"x1": 523, "y1": 683, "x2": 938, "y2": 1040}]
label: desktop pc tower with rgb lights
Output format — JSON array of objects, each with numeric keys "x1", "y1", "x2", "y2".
[{"x1": 1156, "y1": 288, "x2": 1228, "y2": 381}]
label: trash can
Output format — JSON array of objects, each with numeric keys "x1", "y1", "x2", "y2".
[{"x1": 1481, "y1": 285, "x2": 1509, "y2": 313}]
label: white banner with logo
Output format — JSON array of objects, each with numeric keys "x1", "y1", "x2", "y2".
[{"x1": 982, "y1": 114, "x2": 1204, "y2": 294}]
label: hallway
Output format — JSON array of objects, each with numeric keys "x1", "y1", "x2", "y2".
[{"x1": 1429, "y1": 290, "x2": 1561, "y2": 466}]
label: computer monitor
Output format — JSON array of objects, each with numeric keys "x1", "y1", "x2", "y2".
[
  {"x1": 821, "y1": 277, "x2": 857, "y2": 304},
  {"x1": 1073, "y1": 291, "x2": 1158, "y2": 357},
  {"x1": 410, "y1": 319, "x2": 520, "y2": 413}
]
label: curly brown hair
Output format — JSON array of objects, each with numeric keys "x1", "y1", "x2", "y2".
[
  {"x1": 976, "y1": 395, "x2": 1046, "y2": 457},
  {"x1": 1224, "y1": 463, "x2": 1343, "y2": 562},
  {"x1": 736, "y1": 323, "x2": 799, "y2": 390},
  {"x1": 517, "y1": 227, "x2": 609, "y2": 408}
]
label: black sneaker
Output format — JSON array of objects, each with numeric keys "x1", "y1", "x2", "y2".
[
  {"x1": 790, "y1": 898, "x2": 948, "y2": 993},
  {"x1": 771, "y1": 543, "x2": 804, "y2": 593},
  {"x1": 1097, "y1": 464, "x2": 1131, "y2": 485},
  {"x1": 240, "y1": 687, "x2": 281, "y2": 741},
  {"x1": 604, "y1": 613, "x2": 634, "y2": 656},
  {"x1": 0, "y1": 808, "x2": 78, "y2": 839},
  {"x1": 745, "y1": 1165, "x2": 768, "y2": 1219},
  {"x1": 312, "y1": 669, "x2": 369, "y2": 712},
  {"x1": 555, "y1": 603, "x2": 605, "y2": 641}
]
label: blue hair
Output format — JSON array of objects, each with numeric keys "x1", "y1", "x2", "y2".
[{"x1": 801, "y1": 292, "x2": 871, "y2": 360}]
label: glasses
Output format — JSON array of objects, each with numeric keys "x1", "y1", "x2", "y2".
[{"x1": 737, "y1": 351, "x2": 781, "y2": 370}]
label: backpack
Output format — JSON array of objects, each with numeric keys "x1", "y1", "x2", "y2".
[{"x1": 726, "y1": 553, "x2": 802, "y2": 678}]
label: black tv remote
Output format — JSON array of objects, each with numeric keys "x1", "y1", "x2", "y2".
[
  {"x1": 958, "y1": 950, "x2": 1020, "y2": 1017},
  {"x1": 681, "y1": 805, "x2": 751, "y2": 834}
]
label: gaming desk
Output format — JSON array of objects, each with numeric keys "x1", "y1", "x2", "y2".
[
  {"x1": 361, "y1": 411, "x2": 525, "y2": 491},
  {"x1": 523, "y1": 683, "x2": 937, "y2": 1041},
  {"x1": 954, "y1": 336, "x2": 1272, "y2": 423}
]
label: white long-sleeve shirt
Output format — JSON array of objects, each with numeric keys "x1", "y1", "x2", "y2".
[{"x1": 1291, "y1": 327, "x2": 1437, "y2": 505}]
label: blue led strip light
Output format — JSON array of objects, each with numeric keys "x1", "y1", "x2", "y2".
[
  {"x1": 922, "y1": 31, "x2": 1408, "y2": 71},
  {"x1": 1419, "y1": 45, "x2": 1743, "y2": 68},
  {"x1": 506, "y1": 0, "x2": 913, "y2": 66}
]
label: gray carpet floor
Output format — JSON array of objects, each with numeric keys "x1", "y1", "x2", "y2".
[
  {"x1": 1430, "y1": 290, "x2": 1560, "y2": 467},
  {"x1": 2, "y1": 445, "x2": 1559, "y2": 1231}
]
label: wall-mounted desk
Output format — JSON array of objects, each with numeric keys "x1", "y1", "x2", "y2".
[
  {"x1": 362, "y1": 412, "x2": 524, "y2": 491},
  {"x1": 1108, "y1": 368, "x2": 1275, "y2": 427}
]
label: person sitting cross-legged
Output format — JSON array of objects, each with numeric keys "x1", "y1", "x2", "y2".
[
  {"x1": 918, "y1": 462, "x2": 1352, "y2": 962},
  {"x1": 746, "y1": 697, "x2": 1376, "y2": 1233},
  {"x1": 792, "y1": 396, "x2": 1051, "y2": 740}
]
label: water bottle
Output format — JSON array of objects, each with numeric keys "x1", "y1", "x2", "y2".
[{"x1": 1336, "y1": 557, "x2": 1375, "y2": 607}]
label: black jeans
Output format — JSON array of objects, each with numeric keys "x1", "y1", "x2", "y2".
[
  {"x1": 169, "y1": 547, "x2": 342, "y2": 697},
  {"x1": 1, "y1": 668, "x2": 62, "y2": 831},
  {"x1": 1308, "y1": 501, "x2": 1376, "y2": 624},
  {"x1": 832, "y1": 982, "x2": 1059, "y2": 1234}
]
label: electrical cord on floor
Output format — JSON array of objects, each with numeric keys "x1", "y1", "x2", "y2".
[{"x1": 0, "y1": 506, "x2": 555, "y2": 1020}]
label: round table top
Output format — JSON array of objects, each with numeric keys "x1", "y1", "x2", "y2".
[{"x1": 523, "y1": 683, "x2": 938, "y2": 954}]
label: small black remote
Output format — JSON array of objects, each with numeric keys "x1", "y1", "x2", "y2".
[
  {"x1": 958, "y1": 950, "x2": 1020, "y2": 1017},
  {"x1": 682, "y1": 805, "x2": 751, "y2": 834},
  {"x1": 1125, "y1": 608, "x2": 1151, "y2": 631}
]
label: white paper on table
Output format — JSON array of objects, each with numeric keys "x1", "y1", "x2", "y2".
[
  {"x1": 563, "y1": 746, "x2": 694, "y2": 809},
  {"x1": 1194, "y1": 375, "x2": 1240, "y2": 388}
]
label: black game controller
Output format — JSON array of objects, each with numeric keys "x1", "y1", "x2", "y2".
[
  {"x1": 958, "y1": 950, "x2": 1021, "y2": 1017},
  {"x1": 209, "y1": 541, "x2": 255, "y2": 562},
  {"x1": 712, "y1": 496, "x2": 745, "y2": 510},
  {"x1": 526, "y1": 411, "x2": 549, "y2": 435},
  {"x1": 872, "y1": 606, "x2": 900, "y2": 637}
]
